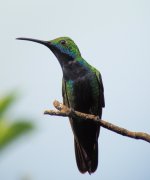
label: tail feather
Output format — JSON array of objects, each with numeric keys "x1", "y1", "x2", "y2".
[
  {"x1": 74, "y1": 138, "x2": 98, "y2": 174},
  {"x1": 74, "y1": 139, "x2": 87, "y2": 173}
]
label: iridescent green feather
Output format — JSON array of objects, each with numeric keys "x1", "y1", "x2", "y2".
[{"x1": 50, "y1": 37, "x2": 81, "y2": 58}]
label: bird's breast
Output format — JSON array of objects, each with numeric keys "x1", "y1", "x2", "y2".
[{"x1": 65, "y1": 73, "x2": 98, "y2": 114}]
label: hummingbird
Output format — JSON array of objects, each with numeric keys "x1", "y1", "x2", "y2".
[{"x1": 16, "y1": 37, "x2": 105, "y2": 174}]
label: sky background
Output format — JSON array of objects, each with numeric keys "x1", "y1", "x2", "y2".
[{"x1": 0, "y1": 0, "x2": 150, "y2": 180}]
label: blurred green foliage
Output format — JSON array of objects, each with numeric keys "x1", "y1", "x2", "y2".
[{"x1": 0, "y1": 92, "x2": 34, "y2": 150}]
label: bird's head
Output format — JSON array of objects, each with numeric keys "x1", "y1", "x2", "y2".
[{"x1": 16, "y1": 37, "x2": 81, "y2": 66}]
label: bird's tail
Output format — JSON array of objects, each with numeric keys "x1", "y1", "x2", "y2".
[{"x1": 74, "y1": 138, "x2": 98, "y2": 174}]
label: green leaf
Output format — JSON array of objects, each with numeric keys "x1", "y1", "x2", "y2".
[
  {"x1": 0, "y1": 120, "x2": 34, "y2": 150},
  {"x1": 0, "y1": 92, "x2": 17, "y2": 118}
]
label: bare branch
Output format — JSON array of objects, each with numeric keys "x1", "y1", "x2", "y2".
[{"x1": 44, "y1": 100, "x2": 150, "y2": 143}]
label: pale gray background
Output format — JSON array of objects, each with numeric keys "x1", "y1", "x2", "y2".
[{"x1": 0, "y1": 0, "x2": 150, "y2": 180}]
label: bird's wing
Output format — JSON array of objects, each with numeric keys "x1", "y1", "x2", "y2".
[
  {"x1": 62, "y1": 78, "x2": 69, "y2": 107},
  {"x1": 95, "y1": 70, "x2": 105, "y2": 108}
]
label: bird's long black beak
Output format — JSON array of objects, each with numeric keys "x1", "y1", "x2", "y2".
[{"x1": 16, "y1": 37, "x2": 50, "y2": 47}]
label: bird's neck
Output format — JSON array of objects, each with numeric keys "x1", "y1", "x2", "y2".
[{"x1": 62, "y1": 58, "x2": 89, "y2": 81}]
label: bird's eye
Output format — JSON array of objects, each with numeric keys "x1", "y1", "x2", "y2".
[{"x1": 60, "y1": 40, "x2": 66, "y2": 45}]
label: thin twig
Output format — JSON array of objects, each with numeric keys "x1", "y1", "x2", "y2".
[{"x1": 44, "y1": 100, "x2": 150, "y2": 143}]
